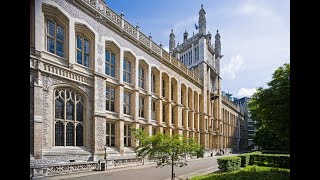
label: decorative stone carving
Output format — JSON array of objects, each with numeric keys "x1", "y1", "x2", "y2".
[
  {"x1": 97, "y1": 44, "x2": 103, "y2": 55},
  {"x1": 97, "y1": 57, "x2": 103, "y2": 66},
  {"x1": 95, "y1": 77, "x2": 104, "y2": 111},
  {"x1": 96, "y1": 117, "x2": 105, "y2": 151}
]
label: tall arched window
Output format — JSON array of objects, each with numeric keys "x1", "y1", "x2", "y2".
[
  {"x1": 46, "y1": 19, "x2": 65, "y2": 57},
  {"x1": 151, "y1": 73, "x2": 156, "y2": 93},
  {"x1": 54, "y1": 88, "x2": 84, "y2": 146},
  {"x1": 76, "y1": 35, "x2": 90, "y2": 67},
  {"x1": 105, "y1": 50, "x2": 116, "y2": 78},
  {"x1": 138, "y1": 66, "x2": 145, "y2": 89}
]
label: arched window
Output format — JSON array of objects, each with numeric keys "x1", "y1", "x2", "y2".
[
  {"x1": 76, "y1": 35, "x2": 90, "y2": 67},
  {"x1": 123, "y1": 59, "x2": 131, "y2": 83},
  {"x1": 46, "y1": 19, "x2": 65, "y2": 57},
  {"x1": 151, "y1": 73, "x2": 156, "y2": 93},
  {"x1": 105, "y1": 50, "x2": 116, "y2": 78},
  {"x1": 138, "y1": 66, "x2": 145, "y2": 89},
  {"x1": 54, "y1": 88, "x2": 84, "y2": 146}
]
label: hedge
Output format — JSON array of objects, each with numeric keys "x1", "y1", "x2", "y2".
[
  {"x1": 261, "y1": 150, "x2": 290, "y2": 154},
  {"x1": 217, "y1": 156, "x2": 241, "y2": 172},
  {"x1": 249, "y1": 154, "x2": 290, "y2": 168},
  {"x1": 238, "y1": 154, "x2": 250, "y2": 167}
]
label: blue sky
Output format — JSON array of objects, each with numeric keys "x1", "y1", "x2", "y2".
[{"x1": 105, "y1": 0, "x2": 290, "y2": 98}]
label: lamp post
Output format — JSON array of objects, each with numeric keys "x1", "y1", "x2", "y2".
[{"x1": 104, "y1": 144, "x2": 108, "y2": 170}]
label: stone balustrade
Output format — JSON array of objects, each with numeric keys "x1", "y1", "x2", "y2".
[{"x1": 81, "y1": 0, "x2": 203, "y2": 86}]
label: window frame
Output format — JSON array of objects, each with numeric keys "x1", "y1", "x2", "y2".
[
  {"x1": 124, "y1": 124, "x2": 132, "y2": 147},
  {"x1": 76, "y1": 34, "x2": 90, "y2": 68},
  {"x1": 139, "y1": 96, "x2": 145, "y2": 118},
  {"x1": 106, "y1": 122, "x2": 116, "y2": 147},
  {"x1": 105, "y1": 50, "x2": 116, "y2": 78},
  {"x1": 123, "y1": 91, "x2": 131, "y2": 115},
  {"x1": 54, "y1": 88, "x2": 84, "y2": 147},
  {"x1": 106, "y1": 86, "x2": 115, "y2": 112},
  {"x1": 123, "y1": 59, "x2": 132, "y2": 84},
  {"x1": 138, "y1": 66, "x2": 145, "y2": 89}
]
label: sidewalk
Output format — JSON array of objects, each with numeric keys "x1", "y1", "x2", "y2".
[{"x1": 34, "y1": 153, "x2": 241, "y2": 180}]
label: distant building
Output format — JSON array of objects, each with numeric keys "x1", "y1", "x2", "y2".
[{"x1": 234, "y1": 97, "x2": 255, "y2": 148}]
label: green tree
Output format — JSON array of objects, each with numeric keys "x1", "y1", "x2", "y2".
[
  {"x1": 248, "y1": 63, "x2": 290, "y2": 151},
  {"x1": 132, "y1": 128, "x2": 201, "y2": 180}
]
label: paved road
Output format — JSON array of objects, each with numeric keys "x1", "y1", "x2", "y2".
[
  {"x1": 66, "y1": 157, "x2": 222, "y2": 180},
  {"x1": 38, "y1": 154, "x2": 241, "y2": 180}
]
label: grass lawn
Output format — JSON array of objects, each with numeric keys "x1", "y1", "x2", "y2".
[{"x1": 191, "y1": 165, "x2": 290, "y2": 180}]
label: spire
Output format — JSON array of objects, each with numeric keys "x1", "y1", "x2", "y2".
[
  {"x1": 183, "y1": 30, "x2": 188, "y2": 43},
  {"x1": 169, "y1": 29, "x2": 175, "y2": 54},
  {"x1": 215, "y1": 30, "x2": 221, "y2": 56},
  {"x1": 198, "y1": 4, "x2": 206, "y2": 35}
]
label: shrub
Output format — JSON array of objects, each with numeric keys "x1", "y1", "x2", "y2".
[
  {"x1": 249, "y1": 154, "x2": 290, "y2": 168},
  {"x1": 238, "y1": 154, "x2": 250, "y2": 167},
  {"x1": 217, "y1": 156, "x2": 241, "y2": 172}
]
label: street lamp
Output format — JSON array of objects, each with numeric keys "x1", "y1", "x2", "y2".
[
  {"x1": 104, "y1": 144, "x2": 108, "y2": 160},
  {"x1": 104, "y1": 144, "x2": 108, "y2": 170}
]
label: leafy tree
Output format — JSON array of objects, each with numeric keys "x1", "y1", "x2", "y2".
[
  {"x1": 132, "y1": 128, "x2": 201, "y2": 180},
  {"x1": 248, "y1": 63, "x2": 290, "y2": 151}
]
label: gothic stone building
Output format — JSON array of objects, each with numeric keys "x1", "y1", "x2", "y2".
[{"x1": 30, "y1": 0, "x2": 245, "y2": 163}]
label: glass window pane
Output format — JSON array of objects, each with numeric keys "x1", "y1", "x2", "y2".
[
  {"x1": 127, "y1": 62, "x2": 131, "y2": 71},
  {"x1": 77, "y1": 35, "x2": 82, "y2": 49},
  {"x1": 111, "y1": 136, "x2": 115, "y2": 147},
  {"x1": 84, "y1": 39, "x2": 90, "y2": 54},
  {"x1": 128, "y1": 137, "x2": 131, "y2": 147},
  {"x1": 111, "y1": 89, "x2": 115, "y2": 100},
  {"x1": 105, "y1": 64, "x2": 110, "y2": 75},
  {"x1": 77, "y1": 50, "x2": 82, "y2": 64},
  {"x1": 76, "y1": 102, "x2": 83, "y2": 122},
  {"x1": 84, "y1": 55, "x2": 89, "y2": 67},
  {"x1": 123, "y1": 60, "x2": 126, "y2": 70},
  {"x1": 111, "y1": 66, "x2": 115, "y2": 78},
  {"x1": 76, "y1": 124, "x2": 83, "y2": 146},
  {"x1": 106, "y1": 50, "x2": 110, "y2": 63},
  {"x1": 56, "y1": 25, "x2": 64, "y2": 41},
  {"x1": 106, "y1": 123, "x2": 110, "y2": 135},
  {"x1": 66, "y1": 100, "x2": 75, "y2": 120},
  {"x1": 111, "y1": 53, "x2": 115, "y2": 65},
  {"x1": 123, "y1": 73, "x2": 126, "y2": 82},
  {"x1": 106, "y1": 101, "x2": 110, "y2": 111},
  {"x1": 55, "y1": 121, "x2": 64, "y2": 146},
  {"x1": 56, "y1": 41, "x2": 64, "y2": 57},
  {"x1": 111, "y1": 123, "x2": 115, "y2": 135},
  {"x1": 66, "y1": 122, "x2": 74, "y2": 146},
  {"x1": 47, "y1": 20, "x2": 55, "y2": 36},
  {"x1": 111, "y1": 102, "x2": 115, "y2": 111},
  {"x1": 55, "y1": 97, "x2": 64, "y2": 119},
  {"x1": 47, "y1": 38, "x2": 55, "y2": 54},
  {"x1": 106, "y1": 136, "x2": 110, "y2": 146},
  {"x1": 127, "y1": 74, "x2": 131, "y2": 83}
]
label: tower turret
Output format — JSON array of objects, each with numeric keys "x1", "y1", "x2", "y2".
[
  {"x1": 169, "y1": 29, "x2": 175, "y2": 54},
  {"x1": 215, "y1": 30, "x2": 221, "y2": 56},
  {"x1": 198, "y1": 4, "x2": 206, "y2": 35}
]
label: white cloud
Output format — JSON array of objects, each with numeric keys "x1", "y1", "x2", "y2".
[
  {"x1": 221, "y1": 54, "x2": 244, "y2": 79},
  {"x1": 163, "y1": 46, "x2": 169, "y2": 53},
  {"x1": 235, "y1": 1, "x2": 282, "y2": 23},
  {"x1": 236, "y1": 88, "x2": 257, "y2": 98}
]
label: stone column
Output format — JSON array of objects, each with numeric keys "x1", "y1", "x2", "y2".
[
  {"x1": 189, "y1": 111, "x2": 194, "y2": 133},
  {"x1": 119, "y1": 50, "x2": 124, "y2": 84},
  {"x1": 116, "y1": 85, "x2": 124, "y2": 118},
  {"x1": 166, "y1": 103, "x2": 172, "y2": 126},
  {"x1": 146, "y1": 124, "x2": 153, "y2": 136},
  {"x1": 34, "y1": 0, "x2": 43, "y2": 52},
  {"x1": 132, "y1": 122, "x2": 140, "y2": 148},
  {"x1": 133, "y1": 91, "x2": 139, "y2": 121},
  {"x1": 156, "y1": 99, "x2": 162, "y2": 124},
  {"x1": 33, "y1": 72, "x2": 43, "y2": 159},
  {"x1": 93, "y1": 117, "x2": 106, "y2": 160},
  {"x1": 146, "y1": 95, "x2": 152, "y2": 122},
  {"x1": 116, "y1": 120, "x2": 124, "y2": 154}
]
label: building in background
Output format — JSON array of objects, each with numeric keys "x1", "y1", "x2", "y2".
[{"x1": 30, "y1": 0, "x2": 246, "y2": 165}]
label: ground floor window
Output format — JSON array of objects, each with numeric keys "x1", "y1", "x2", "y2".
[
  {"x1": 106, "y1": 122, "x2": 116, "y2": 147},
  {"x1": 124, "y1": 124, "x2": 132, "y2": 147}
]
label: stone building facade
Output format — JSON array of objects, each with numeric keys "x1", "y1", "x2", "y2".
[{"x1": 30, "y1": 0, "x2": 246, "y2": 163}]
